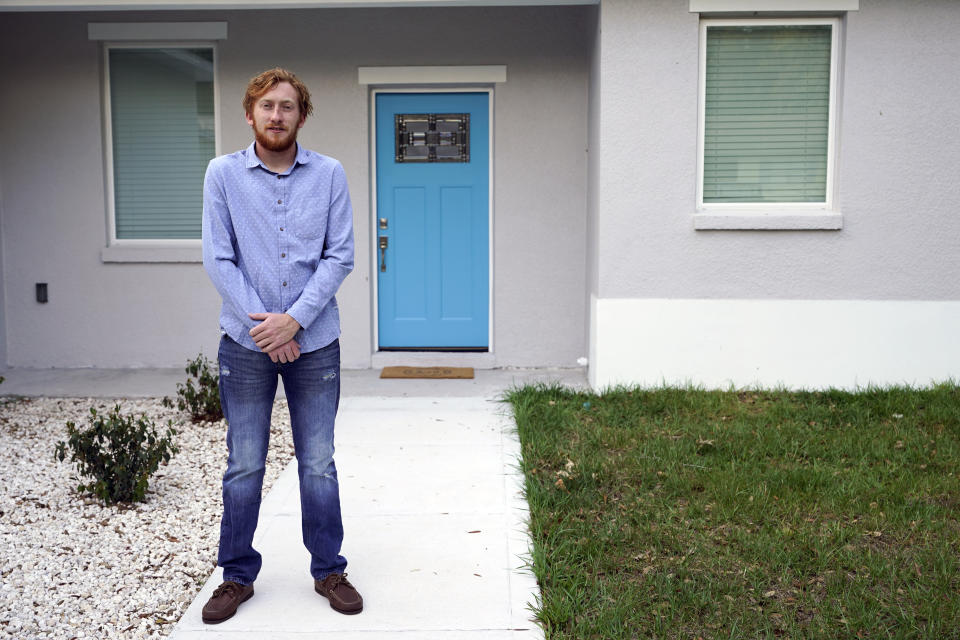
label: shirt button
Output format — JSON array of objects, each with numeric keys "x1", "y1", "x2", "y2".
[
  {"x1": 281, "y1": 252, "x2": 286, "y2": 258},
  {"x1": 279, "y1": 227, "x2": 284, "y2": 231},
  {"x1": 277, "y1": 175, "x2": 281, "y2": 179},
  {"x1": 277, "y1": 199, "x2": 283, "y2": 204},
  {"x1": 282, "y1": 281, "x2": 287, "y2": 287}
]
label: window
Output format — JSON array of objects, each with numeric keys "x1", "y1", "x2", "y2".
[
  {"x1": 105, "y1": 45, "x2": 216, "y2": 241},
  {"x1": 696, "y1": 18, "x2": 841, "y2": 228}
]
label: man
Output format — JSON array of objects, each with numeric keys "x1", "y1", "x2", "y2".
[{"x1": 200, "y1": 68, "x2": 361, "y2": 624}]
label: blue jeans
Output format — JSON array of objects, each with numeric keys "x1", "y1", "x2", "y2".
[{"x1": 216, "y1": 334, "x2": 347, "y2": 585}]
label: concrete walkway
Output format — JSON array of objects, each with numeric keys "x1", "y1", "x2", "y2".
[{"x1": 1, "y1": 366, "x2": 587, "y2": 639}]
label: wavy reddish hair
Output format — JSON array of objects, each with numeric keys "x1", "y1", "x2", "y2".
[{"x1": 242, "y1": 68, "x2": 313, "y2": 118}]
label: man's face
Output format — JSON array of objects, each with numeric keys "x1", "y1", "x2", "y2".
[{"x1": 245, "y1": 81, "x2": 306, "y2": 153}]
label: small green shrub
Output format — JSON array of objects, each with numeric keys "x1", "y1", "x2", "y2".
[
  {"x1": 167, "y1": 353, "x2": 222, "y2": 423},
  {"x1": 55, "y1": 405, "x2": 179, "y2": 505}
]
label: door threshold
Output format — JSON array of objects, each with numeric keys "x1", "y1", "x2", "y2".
[
  {"x1": 379, "y1": 347, "x2": 488, "y2": 353},
  {"x1": 371, "y1": 350, "x2": 495, "y2": 369}
]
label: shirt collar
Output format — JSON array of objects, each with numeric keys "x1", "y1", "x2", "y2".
[{"x1": 244, "y1": 142, "x2": 311, "y2": 174}]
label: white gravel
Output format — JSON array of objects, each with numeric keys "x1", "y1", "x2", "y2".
[{"x1": 0, "y1": 396, "x2": 296, "y2": 640}]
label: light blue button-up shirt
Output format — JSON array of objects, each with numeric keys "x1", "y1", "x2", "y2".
[{"x1": 202, "y1": 142, "x2": 354, "y2": 353}]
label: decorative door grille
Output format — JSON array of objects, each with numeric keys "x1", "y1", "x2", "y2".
[{"x1": 395, "y1": 113, "x2": 470, "y2": 163}]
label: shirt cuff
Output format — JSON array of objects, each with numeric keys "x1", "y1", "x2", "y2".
[{"x1": 285, "y1": 303, "x2": 316, "y2": 332}]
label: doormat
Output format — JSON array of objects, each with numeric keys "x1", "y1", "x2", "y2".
[{"x1": 380, "y1": 366, "x2": 475, "y2": 379}]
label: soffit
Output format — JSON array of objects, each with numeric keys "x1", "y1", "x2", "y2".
[{"x1": 1, "y1": 0, "x2": 597, "y2": 11}]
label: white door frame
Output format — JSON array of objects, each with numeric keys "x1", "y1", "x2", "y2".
[{"x1": 367, "y1": 85, "x2": 496, "y2": 354}]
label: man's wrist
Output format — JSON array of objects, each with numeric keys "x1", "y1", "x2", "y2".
[{"x1": 285, "y1": 310, "x2": 305, "y2": 332}]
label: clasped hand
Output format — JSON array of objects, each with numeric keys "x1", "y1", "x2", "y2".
[{"x1": 249, "y1": 312, "x2": 302, "y2": 363}]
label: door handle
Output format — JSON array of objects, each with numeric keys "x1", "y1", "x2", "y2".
[{"x1": 378, "y1": 236, "x2": 388, "y2": 272}]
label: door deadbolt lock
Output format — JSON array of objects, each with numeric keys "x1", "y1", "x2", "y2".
[{"x1": 378, "y1": 236, "x2": 388, "y2": 272}]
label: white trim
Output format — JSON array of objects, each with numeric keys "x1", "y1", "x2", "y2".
[
  {"x1": 588, "y1": 292, "x2": 599, "y2": 389},
  {"x1": 591, "y1": 297, "x2": 960, "y2": 390},
  {"x1": 690, "y1": 0, "x2": 858, "y2": 11},
  {"x1": 371, "y1": 351, "x2": 496, "y2": 369},
  {"x1": 100, "y1": 41, "x2": 219, "y2": 258},
  {"x1": 369, "y1": 92, "x2": 379, "y2": 351},
  {"x1": 696, "y1": 17, "x2": 842, "y2": 229},
  {"x1": 693, "y1": 211, "x2": 842, "y2": 230},
  {"x1": 102, "y1": 43, "x2": 117, "y2": 246},
  {"x1": 88, "y1": 21, "x2": 227, "y2": 40},
  {"x1": 369, "y1": 88, "x2": 495, "y2": 355},
  {"x1": 359, "y1": 66, "x2": 507, "y2": 86},
  {"x1": 487, "y1": 90, "x2": 495, "y2": 356}
]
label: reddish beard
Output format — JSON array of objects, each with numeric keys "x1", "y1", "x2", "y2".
[{"x1": 253, "y1": 122, "x2": 299, "y2": 152}]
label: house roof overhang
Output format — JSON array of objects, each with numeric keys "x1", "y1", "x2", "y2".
[{"x1": 0, "y1": 0, "x2": 597, "y2": 10}]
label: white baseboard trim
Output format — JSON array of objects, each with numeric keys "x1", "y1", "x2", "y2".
[{"x1": 589, "y1": 297, "x2": 960, "y2": 390}]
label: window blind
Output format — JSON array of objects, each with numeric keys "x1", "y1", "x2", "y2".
[
  {"x1": 110, "y1": 48, "x2": 215, "y2": 239},
  {"x1": 703, "y1": 25, "x2": 831, "y2": 204}
]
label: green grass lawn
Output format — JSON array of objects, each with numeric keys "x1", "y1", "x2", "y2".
[{"x1": 507, "y1": 384, "x2": 960, "y2": 639}]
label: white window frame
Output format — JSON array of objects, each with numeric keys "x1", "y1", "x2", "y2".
[
  {"x1": 90, "y1": 23, "x2": 224, "y2": 262},
  {"x1": 695, "y1": 17, "x2": 842, "y2": 230}
]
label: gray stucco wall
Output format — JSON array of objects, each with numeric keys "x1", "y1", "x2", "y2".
[
  {"x1": 0, "y1": 13, "x2": 223, "y2": 368},
  {"x1": 0, "y1": 6, "x2": 590, "y2": 369},
  {"x1": 595, "y1": 0, "x2": 960, "y2": 301},
  {"x1": 0, "y1": 174, "x2": 6, "y2": 370},
  {"x1": 585, "y1": 5, "x2": 600, "y2": 307}
]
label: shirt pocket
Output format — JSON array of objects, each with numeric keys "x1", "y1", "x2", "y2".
[{"x1": 294, "y1": 196, "x2": 328, "y2": 241}]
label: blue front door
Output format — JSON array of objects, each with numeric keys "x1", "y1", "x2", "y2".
[{"x1": 376, "y1": 92, "x2": 489, "y2": 349}]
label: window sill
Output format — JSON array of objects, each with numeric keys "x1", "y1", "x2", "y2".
[
  {"x1": 101, "y1": 244, "x2": 202, "y2": 263},
  {"x1": 693, "y1": 211, "x2": 842, "y2": 230}
]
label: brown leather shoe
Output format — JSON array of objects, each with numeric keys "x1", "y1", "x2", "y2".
[
  {"x1": 202, "y1": 581, "x2": 254, "y2": 624},
  {"x1": 314, "y1": 573, "x2": 363, "y2": 614}
]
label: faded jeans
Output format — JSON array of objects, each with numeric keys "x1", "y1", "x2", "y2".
[{"x1": 216, "y1": 334, "x2": 347, "y2": 585}]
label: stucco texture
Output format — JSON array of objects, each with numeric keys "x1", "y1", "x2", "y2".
[
  {"x1": 0, "y1": 6, "x2": 590, "y2": 368},
  {"x1": 592, "y1": 0, "x2": 960, "y2": 301}
]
